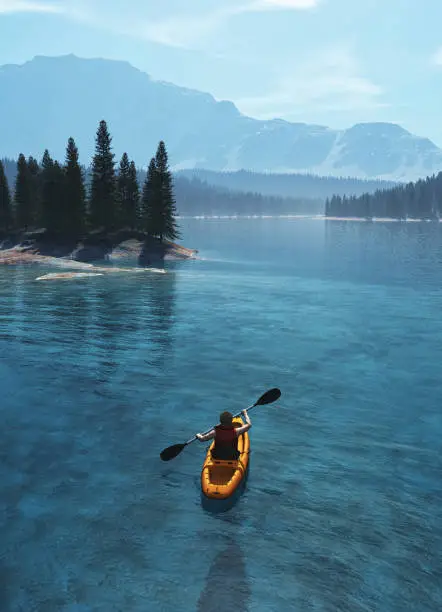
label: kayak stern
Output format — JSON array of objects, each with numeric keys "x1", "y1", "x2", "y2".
[{"x1": 201, "y1": 417, "x2": 250, "y2": 500}]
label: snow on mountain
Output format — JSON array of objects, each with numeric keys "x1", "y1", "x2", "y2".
[{"x1": 0, "y1": 55, "x2": 441, "y2": 182}]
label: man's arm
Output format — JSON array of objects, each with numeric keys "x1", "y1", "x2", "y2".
[
  {"x1": 235, "y1": 409, "x2": 252, "y2": 436},
  {"x1": 196, "y1": 429, "x2": 215, "y2": 442}
]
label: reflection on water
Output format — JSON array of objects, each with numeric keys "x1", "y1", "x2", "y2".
[
  {"x1": 0, "y1": 266, "x2": 28, "y2": 343},
  {"x1": 142, "y1": 271, "x2": 177, "y2": 368},
  {"x1": 0, "y1": 267, "x2": 177, "y2": 380},
  {"x1": 197, "y1": 538, "x2": 251, "y2": 612},
  {"x1": 0, "y1": 266, "x2": 179, "y2": 473}
]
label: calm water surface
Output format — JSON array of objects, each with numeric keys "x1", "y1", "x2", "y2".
[{"x1": 1, "y1": 218, "x2": 441, "y2": 611}]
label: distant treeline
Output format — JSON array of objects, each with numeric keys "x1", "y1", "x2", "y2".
[
  {"x1": 177, "y1": 168, "x2": 398, "y2": 200},
  {"x1": 325, "y1": 172, "x2": 442, "y2": 219},
  {"x1": 162, "y1": 176, "x2": 322, "y2": 216},
  {"x1": 2, "y1": 160, "x2": 324, "y2": 218},
  {"x1": 0, "y1": 119, "x2": 179, "y2": 241}
]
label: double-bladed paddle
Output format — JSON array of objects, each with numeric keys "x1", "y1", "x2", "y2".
[{"x1": 159, "y1": 387, "x2": 281, "y2": 462}]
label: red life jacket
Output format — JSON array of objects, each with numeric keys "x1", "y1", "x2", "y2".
[{"x1": 214, "y1": 425, "x2": 238, "y2": 451}]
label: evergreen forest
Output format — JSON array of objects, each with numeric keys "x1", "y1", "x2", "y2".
[
  {"x1": 0, "y1": 120, "x2": 180, "y2": 242},
  {"x1": 325, "y1": 173, "x2": 442, "y2": 219}
]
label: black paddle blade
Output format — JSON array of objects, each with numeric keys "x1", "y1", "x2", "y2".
[
  {"x1": 256, "y1": 387, "x2": 281, "y2": 406},
  {"x1": 160, "y1": 443, "x2": 187, "y2": 461}
]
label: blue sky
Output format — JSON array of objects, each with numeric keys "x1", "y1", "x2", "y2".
[{"x1": 1, "y1": 0, "x2": 442, "y2": 145}]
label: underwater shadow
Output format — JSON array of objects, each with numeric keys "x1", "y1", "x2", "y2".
[{"x1": 197, "y1": 538, "x2": 251, "y2": 612}]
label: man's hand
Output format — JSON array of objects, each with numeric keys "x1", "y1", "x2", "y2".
[{"x1": 196, "y1": 433, "x2": 203, "y2": 441}]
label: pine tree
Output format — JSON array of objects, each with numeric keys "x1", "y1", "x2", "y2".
[
  {"x1": 14, "y1": 154, "x2": 33, "y2": 230},
  {"x1": 0, "y1": 160, "x2": 12, "y2": 233},
  {"x1": 141, "y1": 157, "x2": 160, "y2": 236},
  {"x1": 141, "y1": 143, "x2": 180, "y2": 241},
  {"x1": 116, "y1": 152, "x2": 130, "y2": 228},
  {"x1": 116, "y1": 155, "x2": 141, "y2": 230},
  {"x1": 127, "y1": 160, "x2": 140, "y2": 230},
  {"x1": 88, "y1": 119, "x2": 116, "y2": 231},
  {"x1": 155, "y1": 141, "x2": 180, "y2": 242},
  {"x1": 27, "y1": 156, "x2": 41, "y2": 226},
  {"x1": 64, "y1": 137, "x2": 86, "y2": 238},
  {"x1": 40, "y1": 149, "x2": 55, "y2": 232},
  {"x1": 40, "y1": 150, "x2": 65, "y2": 234},
  {"x1": 53, "y1": 161, "x2": 66, "y2": 234}
]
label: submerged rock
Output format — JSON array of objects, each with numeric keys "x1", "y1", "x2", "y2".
[
  {"x1": 35, "y1": 272, "x2": 105, "y2": 281},
  {"x1": 35, "y1": 266, "x2": 166, "y2": 281}
]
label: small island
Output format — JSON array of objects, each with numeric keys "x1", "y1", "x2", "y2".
[{"x1": 0, "y1": 120, "x2": 197, "y2": 273}]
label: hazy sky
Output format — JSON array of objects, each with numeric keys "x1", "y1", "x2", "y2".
[{"x1": 1, "y1": 0, "x2": 442, "y2": 145}]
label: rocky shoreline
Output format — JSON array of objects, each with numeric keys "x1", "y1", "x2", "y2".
[{"x1": 0, "y1": 229, "x2": 198, "y2": 269}]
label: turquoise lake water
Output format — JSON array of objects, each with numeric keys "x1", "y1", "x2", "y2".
[{"x1": 1, "y1": 218, "x2": 441, "y2": 611}]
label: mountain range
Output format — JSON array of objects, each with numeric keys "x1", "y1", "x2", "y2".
[{"x1": 1, "y1": 54, "x2": 441, "y2": 182}]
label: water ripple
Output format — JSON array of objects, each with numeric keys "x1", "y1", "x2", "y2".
[{"x1": 0, "y1": 220, "x2": 441, "y2": 610}]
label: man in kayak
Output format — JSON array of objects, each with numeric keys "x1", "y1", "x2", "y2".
[{"x1": 196, "y1": 409, "x2": 252, "y2": 460}]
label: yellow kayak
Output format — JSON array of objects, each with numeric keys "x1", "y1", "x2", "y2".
[{"x1": 201, "y1": 416, "x2": 250, "y2": 499}]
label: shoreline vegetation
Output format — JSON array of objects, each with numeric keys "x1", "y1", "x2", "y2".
[
  {"x1": 149, "y1": 213, "x2": 442, "y2": 223},
  {"x1": 0, "y1": 120, "x2": 197, "y2": 271},
  {"x1": 325, "y1": 171, "x2": 442, "y2": 220}
]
